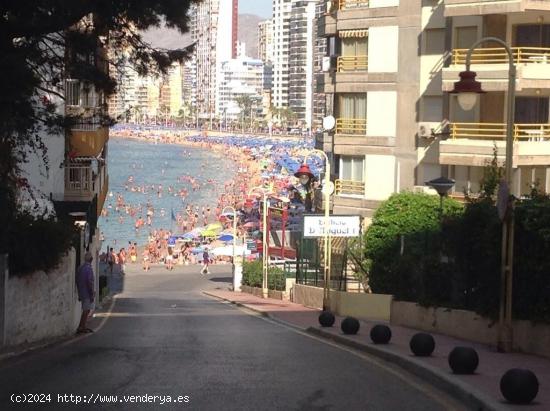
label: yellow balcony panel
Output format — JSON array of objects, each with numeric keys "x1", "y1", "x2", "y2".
[
  {"x1": 339, "y1": 0, "x2": 369, "y2": 10},
  {"x1": 337, "y1": 55, "x2": 368, "y2": 72},
  {"x1": 335, "y1": 179, "x2": 365, "y2": 196},
  {"x1": 335, "y1": 118, "x2": 367, "y2": 135},
  {"x1": 450, "y1": 122, "x2": 550, "y2": 142},
  {"x1": 452, "y1": 47, "x2": 550, "y2": 66},
  {"x1": 70, "y1": 126, "x2": 109, "y2": 157},
  {"x1": 444, "y1": 0, "x2": 550, "y2": 17}
]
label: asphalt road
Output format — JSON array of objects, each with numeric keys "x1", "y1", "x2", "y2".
[{"x1": 0, "y1": 263, "x2": 467, "y2": 411}]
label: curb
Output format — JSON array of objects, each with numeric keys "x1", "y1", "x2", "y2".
[
  {"x1": 202, "y1": 291, "x2": 308, "y2": 333},
  {"x1": 307, "y1": 327, "x2": 506, "y2": 411}
]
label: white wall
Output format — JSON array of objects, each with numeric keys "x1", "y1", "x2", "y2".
[
  {"x1": 4, "y1": 249, "x2": 81, "y2": 346},
  {"x1": 365, "y1": 154, "x2": 396, "y2": 200},
  {"x1": 367, "y1": 91, "x2": 397, "y2": 137},
  {"x1": 368, "y1": 26, "x2": 398, "y2": 73},
  {"x1": 20, "y1": 129, "x2": 66, "y2": 202}
]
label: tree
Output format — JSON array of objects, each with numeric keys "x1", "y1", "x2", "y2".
[
  {"x1": 235, "y1": 95, "x2": 253, "y2": 131},
  {"x1": 0, "y1": 1, "x2": 196, "y2": 255}
]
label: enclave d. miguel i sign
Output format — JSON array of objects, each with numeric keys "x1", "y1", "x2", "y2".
[{"x1": 303, "y1": 215, "x2": 361, "y2": 237}]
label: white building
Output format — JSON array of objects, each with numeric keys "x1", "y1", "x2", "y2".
[
  {"x1": 289, "y1": 0, "x2": 317, "y2": 129},
  {"x1": 219, "y1": 57, "x2": 264, "y2": 121},
  {"x1": 272, "y1": 0, "x2": 293, "y2": 108},
  {"x1": 191, "y1": 0, "x2": 238, "y2": 121},
  {"x1": 258, "y1": 19, "x2": 274, "y2": 63}
]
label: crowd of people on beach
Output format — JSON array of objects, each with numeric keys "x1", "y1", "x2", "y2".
[{"x1": 100, "y1": 125, "x2": 318, "y2": 272}]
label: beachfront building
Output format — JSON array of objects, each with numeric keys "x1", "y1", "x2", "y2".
[
  {"x1": 191, "y1": 0, "x2": 238, "y2": 124},
  {"x1": 289, "y1": 0, "x2": 318, "y2": 130},
  {"x1": 258, "y1": 19, "x2": 275, "y2": 63},
  {"x1": 316, "y1": 0, "x2": 550, "y2": 222},
  {"x1": 159, "y1": 63, "x2": 184, "y2": 118},
  {"x1": 312, "y1": 1, "x2": 327, "y2": 132},
  {"x1": 19, "y1": 13, "x2": 109, "y2": 277},
  {"x1": 272, "y1": 0, "x2": 293, "y2": 109},
  {"x1": 218, "y1": 57, "x2": 264, "y2": 122}
]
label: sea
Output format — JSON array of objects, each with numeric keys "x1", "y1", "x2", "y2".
[{"x1": 98, "y1": 137, "x2": 237, "y2": 250}]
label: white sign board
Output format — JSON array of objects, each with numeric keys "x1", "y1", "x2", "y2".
[{"x1": 303, "y1": 215, "x2": 361, "y2": 237}]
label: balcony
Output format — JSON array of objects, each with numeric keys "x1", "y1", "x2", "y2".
[
  {"x1": 335, "y1": 179, "x2": 366, "y2": 196},
  {"x1": 444, "y1": 0, "x2": 550, "y2": 17},
  {"x1": 69, "y1": 117, "x2": 109, "y2": 157},
  {"x1": 336, "y1": 118, "x2": 367, "y2": 135},
  {"x1": 339, "y1": 0, "x2": 369, "y2": 10},
  {"x1": 450, "y1": 122, "x2": 550, "y2": 141},
  {"x1": 65, "y1": 161, "x2": 108, "y2": 217},
  {"x1": 440, "y1": 122, "x2": 550, "y2": 167},
  {"x1": 337, "y1": 55, "x2": 368, "y2": 72},
  {"x1": 443, "y1": 47, "x2": 550, "y2": 91}
]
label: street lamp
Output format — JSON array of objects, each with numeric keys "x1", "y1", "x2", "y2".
[
  {"x1": 426, "y1": 177, "x2": 455, "y2": 217},
  {"x1": 302, "y1": 150, "x2": 332, "y2": 311},
  {"x1": 449, "y1": 36, "x2": 516, "y2": 352},
  {"x1": 249, "y1": 186, "x2": 271, "y2": 298},
  {"x1": 222, "y1": 206, "x2": 238, "y2": 291}
]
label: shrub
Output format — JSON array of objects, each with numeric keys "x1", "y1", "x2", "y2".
[
  {"x1": 7, "y1": 213, "x2": 76, "y2": 276},
  {"x1": 242, "y1": 260, "x2": 262, "y2": 287},
  {"x1": 268, "y1": 266, "x2": 285, "y2": 291}
]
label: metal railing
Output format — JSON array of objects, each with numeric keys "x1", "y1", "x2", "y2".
[
  {"x1": 335, "y1": 179, "x2": 365, "y2": 196},
  {"x1": 450, "y1": 122, "x2": 550, "y2": 141},
  {"x1": 339, "y1": 0, "x2": 369, "y2": 9},
  {"x1": 337, "y1": 55, "x2": 368, "y2": 72},
  {"x1": 71, "y1": 116, "x2": 103, "y2": 131},
  {"x1": 452, "y1": 47, "x2": 550, "y2": 65},
  {"x1": 335, "y1": 118, "x2": 367, "y2": 135},
  {"x1": 65, "y1": 164, "x2": 93, "y2": 193}
]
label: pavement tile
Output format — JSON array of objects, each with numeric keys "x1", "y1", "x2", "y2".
[{"x1": 205, "y1": 289, "x2": 550, "y2": 411}]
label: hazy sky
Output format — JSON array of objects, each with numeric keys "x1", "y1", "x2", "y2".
[{"x1": 239, "y1": 0, "x2": 272, "y2": 18}]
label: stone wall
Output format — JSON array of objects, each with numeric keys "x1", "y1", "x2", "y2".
[
  {"x1": 391, "y1": 301, "x2": 550, "y2": 359},
  {"x1": 2, "y1": 249, "x2": 82, "y2": 347}
]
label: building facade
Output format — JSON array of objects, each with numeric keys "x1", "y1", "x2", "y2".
[
  {"x1": 272, "y1": 0, "x2": 293, "y2": 108},
  {"x1": 316, "y1": 0, "x2": 550, "y2": 223},
  {"x1": 258, "y1": 19, "x2": 275, "y2": 63},
  {"x1": 191, "y1": 0, "x2": 238, "y2": 122},
  {"x1": 289, "y1": 0, "x2": 317, "y2": 129}
]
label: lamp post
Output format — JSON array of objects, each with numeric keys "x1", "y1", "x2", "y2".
[
  {"x1": 302, "y1": 150, "x2": 332, "y2": 311},
  {"x1": 222, "y1": 206, "x2": 238, "y2": 290},
  {"x1": 249, "y1": 186, "x2": 270, "y2": 298},
  {"x1": 449, "y1": 36, "x2": 516, "y2": 352},
  {"x1": 426, "y1": 177, "x2": 455, "y2": 218}
]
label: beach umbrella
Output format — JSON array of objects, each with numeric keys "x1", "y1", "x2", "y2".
[
  {"x1": 218, "y1": 233, "x2": 234, "y2": 242},
  {"x1": 205, "y1": 222, "x2": 223, "y2": 232},
  {"x1": 211, "y1": 245, "x2": 250, "y2": 257},
  {"x1": 201, "y1": 229, "x2": 219, "y2": 237}
]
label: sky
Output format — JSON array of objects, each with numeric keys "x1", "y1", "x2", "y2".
[{"x1": 239, "y1": 0, "x2": 272, "y2": 18}]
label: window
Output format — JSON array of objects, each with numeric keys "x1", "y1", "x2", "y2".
[
  {"x1": 423, "y1": 29, "x2": 445, "y2": 55},
  {"x1": 515, "y1": 97, "x2": 549, "y2": 123},
  {"x1": 514, "y1": 24, "x2": 550, "y2": 48},
  {"x1": 454, "y1": 26, "x2": 477, "y2": 49},
  {"x1": 336, "y1": 94, "x2": 366, "y2": 119},
  {"x1": 340, "y1": 156, "x2": 365, "y2": 182},
  {"x1": 341, "y1": 37, "x2": 367, "y2": 57},
  {"x1": 65, "y1": 80, "x2": 80, "y2": 106}
]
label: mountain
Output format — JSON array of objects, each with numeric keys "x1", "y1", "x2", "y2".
[
  {"x1": 238, "y1": 14, "x2": 264, "y2": 59},
  {"x1": 141, "y1": 14, "x2": 265, "y2": 59}
]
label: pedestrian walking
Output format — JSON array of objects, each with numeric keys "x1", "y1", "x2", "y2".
[
  {"x1": 118, "y1": 247, "x2": 126, "y2": 274},
  {"x1": 106, "y1": 247, "x2": 116, "y2": 275},
  {"x1": 76, "y1": 252, "x2": 95, "y2": 334},
  {"x1": 201, "y1": 248, "x2": 210, "y2": 275}
]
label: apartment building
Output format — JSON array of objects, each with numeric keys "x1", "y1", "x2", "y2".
[
  {"x1": 159, "y1": 63, "x2": 183, "y2": 117},
  {"x1": 440, "y1": 0, "x2": 550, "y2": 197},
  {"x1": 316, "y1": 0, "x2": 550, "y2": 221},
  {"x1": 191, "y1": 0, "x2": 238, "y2": 121},
  {"x1": 289, "y1": 0, "x2": 318, "y2": 129},
  {"x1": 272, "y1": 0, "x2": 293, "y2": 108},
  {"x1": 218, "y1": 57, "x2": 265, "y2": 121},
  {"x1": 258, "y1": 19, "x2": 275, "y2": 63}
]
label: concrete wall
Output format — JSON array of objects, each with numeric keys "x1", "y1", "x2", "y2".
[
  {"x1": 391, "y1": 301, "x2": 550, "y2": 359},
  {"x1": 1, "y1": 249, "x2": 81, "y2": 347},
  {"x1": 292, "y1": 284, "x2": 392, "y2": 321}
]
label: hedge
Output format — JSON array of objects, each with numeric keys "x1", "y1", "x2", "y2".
[
  {"x1": 242, "y1": 260, "x2": 286, "y2": 291},
  {"x1": 365, "y1": 190, "x2": 550, "y2": 323}
]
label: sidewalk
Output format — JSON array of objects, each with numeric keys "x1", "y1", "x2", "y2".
[{"x1": 204, "y1": 289, "x2": 549, "y2": 411}]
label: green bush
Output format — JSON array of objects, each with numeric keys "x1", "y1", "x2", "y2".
[
  {"x1": 365, "y1": 190, "x2": 550, "y2": 323},
  {"x1": 268, "y1": 266, "x2": 285, "y2": 291},
  {"x1": 7, "y1": 213, "x2": 76, "y2": 276},
  {"x1": 242, "y1": 260, "x2": 262, "y2": 287}
]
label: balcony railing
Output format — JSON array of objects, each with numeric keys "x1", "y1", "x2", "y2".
[
  {"x1": 65, "y1": 164, "x2": 94, "y2": 194},
  {"x1": 337, "y1": 55, "x2": 368, "y2": 72},
  {"x1": 339, "y1": 0, "x2": 369, "y2": 10},
  {"x1": 335, "y1": 179, "x2": 365, "y2": 196},
  {"x1": 451, "y1": 47, "x2": 550, "y2": 65},
  {"x1": 336, "y1": 118, "x2": 367, "y2": 135},
  {"x1": 71, "y1": 116, "x2": 103, "y2": 131},
  {"x1": 450, "y1": 123, "x2": 550, "y2": 141}
]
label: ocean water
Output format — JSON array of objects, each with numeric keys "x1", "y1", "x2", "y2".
[{"x1": 98, "y1": 137, "x2": 236, "y2": 249}]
